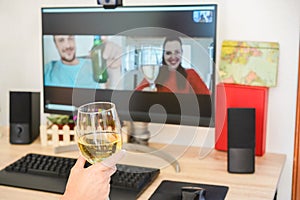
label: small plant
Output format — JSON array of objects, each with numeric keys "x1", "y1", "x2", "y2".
[{"x1": 47, "y1": 114, "x2": 75, "y2": 129}]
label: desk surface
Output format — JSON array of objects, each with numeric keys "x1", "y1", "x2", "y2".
[{"x1": 0, "y1": 128, "x2": 286, "y2": 200}]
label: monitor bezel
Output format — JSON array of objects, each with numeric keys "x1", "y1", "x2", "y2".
[{"x1": 41, "y1": 5, "x2": 217, "y2": 127}]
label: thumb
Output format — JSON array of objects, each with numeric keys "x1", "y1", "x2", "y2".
[
  {"x1": 73, "y1": 155, "x2": 87, "y2": 169},
  {"x1": 101, "y1": 149, "x2": 126, "y2": 168},
  {"x1": 93, "y1": 149, "x2": 126, "y2": 171}
]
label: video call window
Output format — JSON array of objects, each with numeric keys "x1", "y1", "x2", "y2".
[{"x1": 43, "y1": 35, "x2": 214, "y2": 94}]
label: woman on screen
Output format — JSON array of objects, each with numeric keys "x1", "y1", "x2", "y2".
[{"x1": 136, "y1": 36, "x2": 210, "y2": 95}]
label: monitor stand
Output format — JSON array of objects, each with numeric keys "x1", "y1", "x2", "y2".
[{"x1": 123, "y1": 121, "x2": 181, "y2": 173}]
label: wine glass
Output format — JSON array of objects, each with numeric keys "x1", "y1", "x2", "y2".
[
  {"x1": 139, "y1": 45, "x2": 160, "y2": 91},
  {"x1": 76, "y1": 102, "x2": 123, "y2": 164}
]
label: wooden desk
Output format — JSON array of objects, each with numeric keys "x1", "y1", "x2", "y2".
[{"x1": 0, "y1": 128, "x2": 286, "y2": 200}]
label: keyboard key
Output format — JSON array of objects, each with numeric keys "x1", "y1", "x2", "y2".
[{"x1": 27, "y1": 168, "x2": 61, "y2": 177}]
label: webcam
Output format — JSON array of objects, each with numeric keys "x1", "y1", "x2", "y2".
[{"x1": 97, "y1": 0, "x2": 123, "y2": 8}]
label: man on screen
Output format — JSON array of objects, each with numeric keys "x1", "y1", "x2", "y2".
[{"x1": 44, "y1": 35, "x2": 121, "y2": 89}]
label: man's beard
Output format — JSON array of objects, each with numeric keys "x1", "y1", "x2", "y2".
[{"x1": 61, "y1": 53, "x2": 76, "y2": 64}]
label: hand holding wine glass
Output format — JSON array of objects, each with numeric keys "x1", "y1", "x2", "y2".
[
  {"x1": 61, "y1": 155, "x2": 117, "y2": 200},
  {"x1": 74, "y1": 102, "x2": 124, "y2": 200}
]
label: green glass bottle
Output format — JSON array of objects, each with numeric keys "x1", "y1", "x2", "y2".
[{"x1": 91, "y1": 35, "x2": 108, "y2": 87}]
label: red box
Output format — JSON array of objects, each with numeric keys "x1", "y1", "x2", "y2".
[{"x1": 215, "y1": 83, "x2": 268, "y2": 156}]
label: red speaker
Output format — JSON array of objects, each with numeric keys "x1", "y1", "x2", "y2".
[
  {"x1": 9, "y1": 91, "x2": 40, "y2": 144},
  {"x1": 227, "y1": 108, "x2": 255, "y2": 173}
]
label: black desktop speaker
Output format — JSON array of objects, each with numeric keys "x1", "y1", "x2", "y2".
[
  {"x1": 227, "y1": 108, "x2": 255, "y2": 173},
  {"x1": 9, "y1": 91, "x2": 40, "y2": 144}
]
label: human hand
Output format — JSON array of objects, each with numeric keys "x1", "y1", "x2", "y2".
[
  {"x1": 60, "y1": 150, "x2": 126, "y2": 200},
  {"x1": 103, "y1": 41, "x2": 122, "y2": 69}
]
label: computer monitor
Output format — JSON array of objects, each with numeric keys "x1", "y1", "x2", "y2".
[{"x1": 42, "y1": 5, "x2": 217, "y2": 130}]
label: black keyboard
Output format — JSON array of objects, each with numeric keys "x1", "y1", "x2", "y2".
[{"x1": 0, "y1": 153, "x2": 160, "y2": 199}]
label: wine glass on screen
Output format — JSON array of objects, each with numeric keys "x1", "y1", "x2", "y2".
[
  {"x1": 139, "y1": 45, "x2": 160, "y2": 91},
  {"x1": 76, "y1": 102, "x2": 123, "y2": 164}
]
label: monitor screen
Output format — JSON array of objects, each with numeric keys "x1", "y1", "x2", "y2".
[{"x1": 42, "y1": 5, "x2": 217, "y2": 127}]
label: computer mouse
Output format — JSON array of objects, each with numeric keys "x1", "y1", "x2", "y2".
[{"x1": 181, "y1": 186, "x2": 206, "y2": 200}]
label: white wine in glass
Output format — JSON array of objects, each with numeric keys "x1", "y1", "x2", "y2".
[
  {"x1": 76, "y1": 102, "x2": 123, "y2": 164},
  {"x1": 139, "y1": 45, "x2": 160, "y2": 91}
]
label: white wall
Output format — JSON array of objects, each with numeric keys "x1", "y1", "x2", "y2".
[{"x1": 0, "y1": 0, "x2": 299, "y2": 199}]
